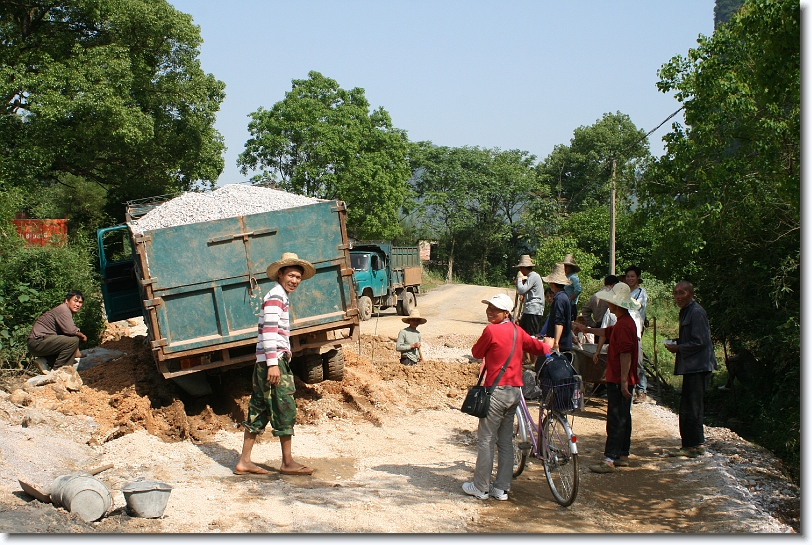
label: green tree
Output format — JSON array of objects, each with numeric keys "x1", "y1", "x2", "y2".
[
  {"x1": 535, "y1": 112, "x2": 650, "y2": 215},
  {"x1": 238, "y1": 71, "x2": 410, "y2": 241},
  {"x1": 642, "y1": 0, "x2": 799, "y2": 476},
  {"x1": 0, "y1": 0, "x2": 226, "y2": 221}
]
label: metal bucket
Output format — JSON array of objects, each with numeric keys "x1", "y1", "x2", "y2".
[
  {"x1": 121, "y1": 480, "x2": 172, "y2": 518},
  {"x1": 50, "y1": 474, "x2": 112, "y2": 523}
]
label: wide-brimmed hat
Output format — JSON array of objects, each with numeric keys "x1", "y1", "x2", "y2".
[
  {"x1": 481, "y1": 293, "x2": 514, "y2": 312},
  {"x1": 266, "y1": 252, "x2": 316, "y2": 281},
  {"x1": 541, "y1": 263, "x2": 572, "y2": 286},
  {"x1": 402, "y1": 308, "x2": 427, "y2": 324},
  {"x1": 595, "y1": 282, "x2": 642, "y2": 311},
  {"x1": 514, "y1": 254, "x2": 535, "y2": 268},
  {"x1": 562, "y1": 254, "x2": 581, "y2": 273}
]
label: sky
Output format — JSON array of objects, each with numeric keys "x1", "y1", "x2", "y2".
[{"x1": 168, "y1": 0, "x2": 716, "y2": 187}]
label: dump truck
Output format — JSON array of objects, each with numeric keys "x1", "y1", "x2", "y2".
[
  {"x1": 349, "y1": 242, "x2": 421, "y2": 320},
  {"x1": 97, "y1": 193, "x2": 360, "y2": 393}
]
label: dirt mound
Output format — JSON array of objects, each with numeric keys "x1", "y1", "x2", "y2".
[{"x1": 21, "y1": 329, "x2": 480, "y2": 446}]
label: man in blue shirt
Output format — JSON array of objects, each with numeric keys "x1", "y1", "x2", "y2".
[{"x1": 542, "y1": 263, "x2": 573, "y2": 353}]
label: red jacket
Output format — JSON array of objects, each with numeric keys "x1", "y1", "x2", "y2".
[{"x1": 472, "y1": 321, "x2": 550, "y2": 387}]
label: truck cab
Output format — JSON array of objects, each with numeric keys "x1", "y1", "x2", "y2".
[{"x1": 350, "y1": 242, "x2": 421, "y2": 320}]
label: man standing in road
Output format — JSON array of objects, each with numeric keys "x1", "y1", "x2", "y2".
[
  {"x1": 665, "y1": 281, "x2": 717, "y2": 458},
  {"x1": 572, "y1": 282, "x2": 641, "y2": 473},
  {"x1": 562, "y1": 254, "x2": 582, "y2": 321},
  {"x1": 235, "y1": 252, "x2": 316, "y2": 477},
  {"x1": 27, "y1": 290, "x2": 87, "y2": 373},
  {"x1": 514, "y1": 254, "x2": 545, "y2": 337},
  {"x1": 542, "y1": 263, "x2": 573, "y2": 354}
]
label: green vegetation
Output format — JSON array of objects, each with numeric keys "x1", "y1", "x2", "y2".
[{"x1": 0, "y1": 0, "x2": 797, "y2": 480}]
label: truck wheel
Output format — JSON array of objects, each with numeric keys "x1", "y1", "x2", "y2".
[
  {"x1": 358, "y1": 295, "x2": 373, "y2": 321},
  {"x1": 299, "y1": 353, "x2": 324, "y2": 384},
  {"x1": 399, "y1": 291, "x2": 415, "y2": 316},
  {"x1": 322, "y1": 349, "x2": 345, "y2": 381}
]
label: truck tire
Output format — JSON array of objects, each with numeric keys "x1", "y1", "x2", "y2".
[
  {"x1": 322, "y1": 349, "x2": 345, "y2": 381},
  {"x1": 399, "y1": 291, "x2": 415, "y2": 316},
  {"x1": 299, "y1": 353, "x2": 324, "y2": 384},
  {"x1": 358, "y1": 295, "x2": 373, "y2": 321}
]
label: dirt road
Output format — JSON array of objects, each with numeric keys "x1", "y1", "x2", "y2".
[{"x1": 0, "y1": 284, "x2": 798, "y2": 533}]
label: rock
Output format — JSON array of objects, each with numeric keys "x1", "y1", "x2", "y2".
[
  {"x1": 49, "y1": 383, "x2": 69, "y2": 400},
  {"x1": 53, "y1": 366, "x2": 83, "y2": 392},
  {"x1": 126, "y1": 318, "x2": 138, "y2": 326},
  {"x1": 21, "y1": 410, "x2": 48, "y2": 428},
  {"x1": 9, "y1": 389, "x2": 32, "y2": 407},
  {"x1": 26, "y1": 374, "x2": 56, "y2": 389}
]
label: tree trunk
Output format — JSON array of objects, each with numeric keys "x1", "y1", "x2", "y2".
[{"x1": 446, "y1": 238, "x2": 455, "y2": 284}]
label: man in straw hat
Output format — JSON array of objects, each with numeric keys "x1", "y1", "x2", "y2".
[
  {"x1": 562, "y1": 254, "x2": 582, "y2": 322},
  {"x1": 514, "y1": 255, "x2": 545, "y2": 339},
  {"x1": 572, "y1": 282, "x2": 642, "y2": 473},
  {"x1": 397, "y1": 308, "x2": 426, "y2": 365},
  {"x1": 235, "y1": 252, "x2": 316, "y2": 476},
  {"x1": 541, "y1": 263, "x2": 574, "y2": 353}
]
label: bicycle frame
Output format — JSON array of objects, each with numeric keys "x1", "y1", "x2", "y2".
[{"x1": 516, "y1": 391, "x2": 578, "y2": 460}]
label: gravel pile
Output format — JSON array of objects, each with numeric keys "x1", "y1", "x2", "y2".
[{"x1": 130, "y1": 185, "x2": 322, "y2": 234}]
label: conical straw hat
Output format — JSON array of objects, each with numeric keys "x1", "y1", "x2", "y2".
[
  {"x1": 596, "y1": 282, "x2": 642, "y2": 311},
  {"x1": 514, "y1": 254, "x2": 535, "y2": 268},
  {"x1": 562, "y1": 254, "x2": 581, "y2": 273},
  {"x1": 541, "y1": 263, "x2": 572, "y2": 285}
]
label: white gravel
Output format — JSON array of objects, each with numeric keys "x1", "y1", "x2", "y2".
[{"x1": 130, "y1": 185, "x2": 322, "y2": 234}]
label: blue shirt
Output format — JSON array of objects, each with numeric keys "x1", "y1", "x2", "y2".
[{"x1": 564, "y1": 273, "x2": 582, "y2": 305}]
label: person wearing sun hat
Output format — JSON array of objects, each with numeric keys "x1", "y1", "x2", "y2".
[
  {"x1": 561, "y1": 254, "x2": 582, "y2": 321},
  {"x1": 397, "y1": 308, "x2": 427, "y2": 365},
  {"x1": 572, "y1": 282, "x2": 641, "y2": 473},
  {"x1": 462, "y1": 293, "x2": 551, "y2": 501},
  {"x1": 235, "y1": 252, "x2": 316, "y2": 477},
  {"x1": 514, "y1": 254, "x2": 545, "y2": 338},
  {"x1": 541, "y1": 263, "x2": 574, "y2": 353}
]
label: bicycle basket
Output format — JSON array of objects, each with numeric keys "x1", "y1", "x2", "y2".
[{"x1": 539, "y1": 375, "x2": 584, "y2": 412}]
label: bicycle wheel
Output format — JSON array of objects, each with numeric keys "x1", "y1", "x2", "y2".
[
  {"x1": 512, "y1": 407, "x2": 530, "y2": 477},
  {"x1": 542, "y1": 412, "x2": 579, "y2": 506}
]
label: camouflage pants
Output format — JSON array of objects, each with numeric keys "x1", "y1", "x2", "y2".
[{"x1": 242, "y1": 355, "x2": 296, "y2": 437}]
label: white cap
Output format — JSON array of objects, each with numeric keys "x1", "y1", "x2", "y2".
[{"x1": 481, "y1": 293, "x2": 514, "y2": 312}]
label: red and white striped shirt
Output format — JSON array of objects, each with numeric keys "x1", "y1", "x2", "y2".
[{"x1": 256, "y1": 283, "x2": 291, "y2": 367}]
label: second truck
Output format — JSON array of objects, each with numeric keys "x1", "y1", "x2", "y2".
[{"x1": 349, "y1": 242, "x2": 421, "y2": 321}]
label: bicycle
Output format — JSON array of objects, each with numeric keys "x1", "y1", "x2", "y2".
[{"x1": 511, "y1": 372, "x2": 582, "y2": 506}]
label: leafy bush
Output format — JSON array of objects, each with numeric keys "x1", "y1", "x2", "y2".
[{"x1": 0, "y1": 234, "x2": 104, "y2": 369}]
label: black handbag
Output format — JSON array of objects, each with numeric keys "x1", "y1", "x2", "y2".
[{"x1": 461, "y1": 325, "x2": 517, "y2": 418}]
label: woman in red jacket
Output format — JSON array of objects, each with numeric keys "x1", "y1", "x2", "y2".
[{"x1": 462, "y1": 293, "x2": 551, "y2": 501}]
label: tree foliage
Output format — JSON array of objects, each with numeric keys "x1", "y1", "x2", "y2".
[
  {"x1": 238, "y1": 71, "x2": 410, "y2": 241},
  {"x1": 640, "y1": 0, "x2": 799, "y2": 474},
  {"x1": 535, "y1": 112, "x2": 651, "y2": 214},
  {"x1": 0, "y1": 0, "x2": 226, "y2": 221}
]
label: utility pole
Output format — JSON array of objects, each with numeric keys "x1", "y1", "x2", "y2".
[{"x1": 609, "y1": 158, "x2": 616, "y2": 275}]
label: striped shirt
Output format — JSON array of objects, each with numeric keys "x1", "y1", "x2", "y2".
[{"x1": 256, "y1": 283, "x2": 291, "y2": 367}]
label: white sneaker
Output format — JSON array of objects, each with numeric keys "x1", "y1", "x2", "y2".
[
  {"x1": 488, "y1": 485, "x2": 508, "y2": 501},
  {"x1": 462, "y1": 482, "x2": 488, "y2": 500}
]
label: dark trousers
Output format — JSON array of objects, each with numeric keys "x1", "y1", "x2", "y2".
[
  {"x1": 28, "y1": 335, "x2": 79, "y2": 368},
  {"x1": 679, "y1": 371, "x2": 711, "y2": 448},
  {"x1": 604, "y1": 382, "x2": 633, "y2": 461},
  {"x1": 519, "y1": 313, "x2": 543, "y2": 337}
]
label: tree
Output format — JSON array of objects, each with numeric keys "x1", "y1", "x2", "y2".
[
  {"x1": 238, "y1": 71, "x2": 410, "y2": 241},
  {"x1": 535, "y1": 112, "x2": 650, "y2": 215},
  {"x1": 0, "y1": 0, "x2": 226, "y2": 220},
  {"x1": 641, "y1": 0, "x2": 799, "y2": 475}
]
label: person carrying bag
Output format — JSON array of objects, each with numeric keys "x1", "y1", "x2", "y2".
[{"x1": 461, "y1": 294, "x2": 551, "y2": 502}]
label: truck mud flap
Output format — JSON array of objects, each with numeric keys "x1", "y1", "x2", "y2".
[{"x1": 171, "y1": 374, "x2": 213, "y2": 397}]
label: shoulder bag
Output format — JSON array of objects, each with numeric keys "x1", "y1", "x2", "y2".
[{"x1": 461, "y1": 324, "x2": 517, "y2": 418}]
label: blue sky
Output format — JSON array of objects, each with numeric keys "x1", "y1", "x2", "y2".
[{"x1": 168, "y1": 0, "x2": 716, "y2": 186}]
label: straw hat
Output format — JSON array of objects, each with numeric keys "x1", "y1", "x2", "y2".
[
  {"x1": 595, "y1": 282, "x2": 642, "y2": 311},
  {"x1": 541, "y1": 263, "x2": 572, "y2": 286},
  {"x1": 481, "y1": 293, "x2": 514, "y2": 312},
  {"x1": 266, "y1": 252, "x2": 316, "y2": 281},
  {"x1": 562, "y1": 254, "x2": 581, "y2": 273},
  {"x1": 402, "y1": 308, "x2": 427, "y2": 324},
  {"x1": 514, "y1": 254, "x2": 535, "y2": 268}
]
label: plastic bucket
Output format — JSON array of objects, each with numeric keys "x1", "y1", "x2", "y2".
[
  {"x1": 121, "y1": 481, "x2": 172, "y2": 518},
  {"x1": 50, "y1": 474, "x2": 112, "y2": 522}
]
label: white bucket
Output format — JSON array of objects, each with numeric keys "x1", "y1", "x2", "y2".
[{"x1": 50, "y1": 474, "x2": 112, "y2": 522}]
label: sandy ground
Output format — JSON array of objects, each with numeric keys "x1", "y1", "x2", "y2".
[{"x1": 0, "y1": 284, "x2": 799, "y2": 534}]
